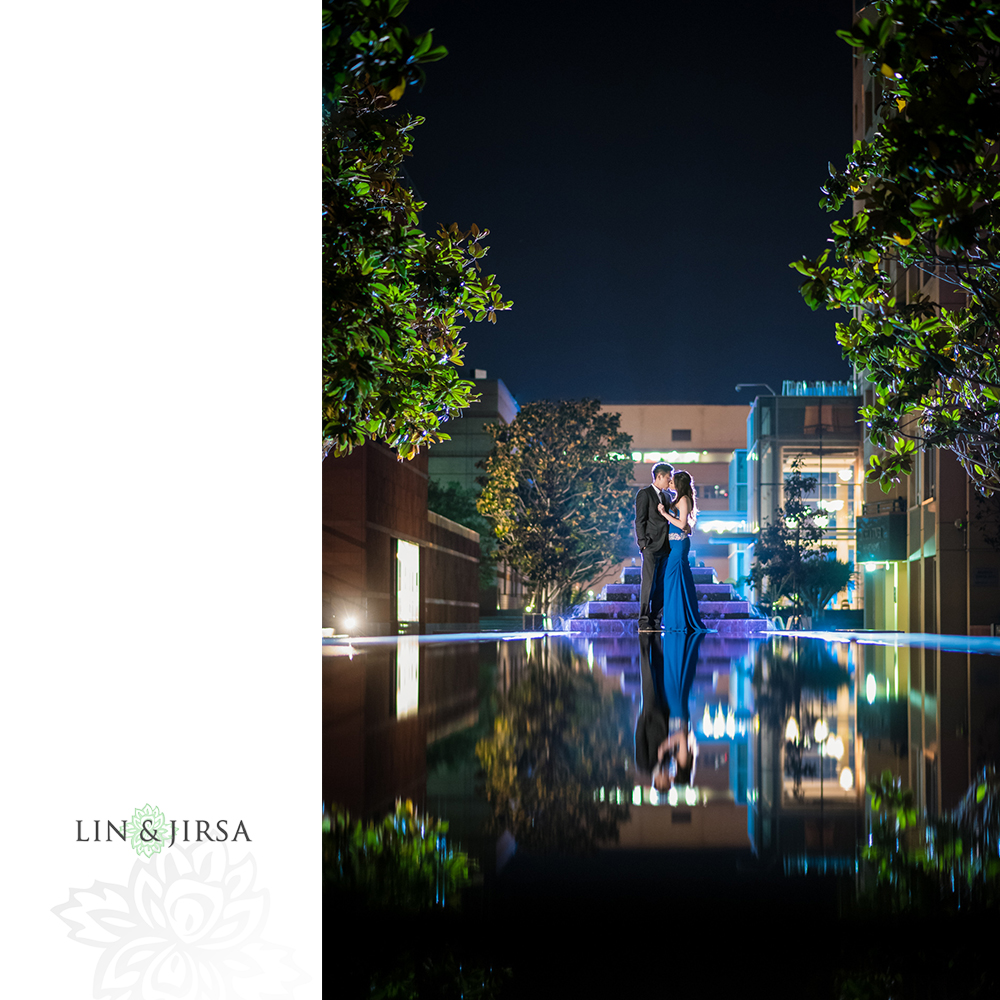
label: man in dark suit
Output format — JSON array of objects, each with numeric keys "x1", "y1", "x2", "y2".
[{"x1": 635, "y1": 462, "x2": 674, "y2": 631}]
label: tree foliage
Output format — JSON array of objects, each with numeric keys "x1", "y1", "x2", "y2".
[
  {"x1": 861, "y1": 766, "x2": 1000, "y2": 915},
  {"x1": 475, "y1": 655, "x2": 632, "y2": 854},
  {"x1": 427, "y1": 479, "x2": 498, "y2": 588},
  {"x1": 750, "y1": 458, "x2": 854, "y2": 617},
  {"x1": 793, "y1": 0, "x2": 1000, "y2": 494},
  {"x1": 476, "y1": 399, "x2": 635, "y2": 616},
  {"x1": 323, "y1": 1, "x2": 512, "y2": 460},
  {"x1": 322, "y1": 799, "x2": 474, "y2": 912}
]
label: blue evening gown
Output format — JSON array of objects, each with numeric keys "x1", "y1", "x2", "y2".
[{"x1": 660, "y1": 514, "x2": 710, "y2": 632}]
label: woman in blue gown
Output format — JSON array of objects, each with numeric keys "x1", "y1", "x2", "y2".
[{"x1": 656, "y1": 470, "x2": 710, "y2": 632}]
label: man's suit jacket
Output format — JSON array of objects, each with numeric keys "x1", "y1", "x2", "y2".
[{"x1": 635, "y1": 484, "x2": 671, "y2": 554}]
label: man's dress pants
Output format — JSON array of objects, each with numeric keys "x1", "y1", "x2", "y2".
[{"x1": 638, "y1": 543, "x2": 670, "y2": 628}]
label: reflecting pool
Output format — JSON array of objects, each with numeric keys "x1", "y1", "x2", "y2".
[{"x1": 324, "y1": 632, "x2": 1000, "y2": 997}]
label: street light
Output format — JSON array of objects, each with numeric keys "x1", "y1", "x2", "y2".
[{"x1": 735, "y1": 382, "x2": 778, "y2": 396}]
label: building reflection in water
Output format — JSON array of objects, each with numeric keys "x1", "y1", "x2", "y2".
[
  {"x1": 322, "y1": 638, "x2": 484, "y2": 820},
  {"x1": 751, "y1": 636, "x2": 861, "y2": 863},
  {"x1": 323, "y1": 631, "x2": 1000, "y2": 874}
]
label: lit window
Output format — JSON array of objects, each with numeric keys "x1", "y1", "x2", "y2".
[{"x1": 396, "y1": 540, "x2": 420, "y2": 623}]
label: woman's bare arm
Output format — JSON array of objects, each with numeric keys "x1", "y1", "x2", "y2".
[{"x1": 657, "y1": 497, "x2": 692, "y2": 531}]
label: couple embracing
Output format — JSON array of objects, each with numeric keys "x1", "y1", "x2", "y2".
[{"x1": 634, "y1": 462, "x2": 710, "y2": 633}]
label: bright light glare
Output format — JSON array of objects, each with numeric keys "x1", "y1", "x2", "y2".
[
  {"x1": 865, "y1": 562, "x2": 877, "y2": 572},
  {"x1": 824, "y1": 735, "x2": 845, "y2": 760},
  {"x1": 702, "y1": 705, "x2": 713, "y2": 737},
  {"x1": 866, "y1": 674, "x2": 877, "y2": 704},
  {"x1": 785, "y1": 716, "x2": 800, "y2": 742},
  {"x1": 713, "y1": 704, "x2": 725, "y2": 739},
  {"x1": 725, "y1": 709, "x2": 736, "y2": 739},
  {"x1": 344, "y1": 616, "x2": 357, "y2": 630},
  {"x1": 814, "y1": 718, "x2": 829, "y2": 742},
  {"x1": 839, "y1": 767, "x2": 854, "y2": 790},
  {"x1": 684, "y1": 787, "x2": 698, "y2": 806},
  {"x1": 632, "y1": 785, "x2": 643, "y2": 806},
  {"x1": 819, "y1": 499, "x2": 845, "y2": 512},
  {"x1": 699, "y1": 520, "x2": 748, "y2": 533},
  {"x1": 838, "y1": 468, "x2": 853, "y2": 481},
  {"x1": 667, "y1": 787, "x2": 679, "y2": 806}
]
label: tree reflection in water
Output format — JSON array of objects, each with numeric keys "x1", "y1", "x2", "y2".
[{"x1": 476, "y1": 639, "x2": 632, "y2": 854}]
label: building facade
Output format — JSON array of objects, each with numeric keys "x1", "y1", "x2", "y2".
[
  {"x1": 847, "y1": 7, "x2": 1000, "y2": 819},
  {"x1": 745, "y1": 382, "x2": 864, "y2": 620},
  {"x1": 598, "y1": 403, "x2": 750, "y2": 590},
  {"x1": 426, "y1": 372, "x2": 519, "y2": 489},
  {"x1": 427, "y1": 371, "x2": 525, "y2": 615},
  {"x1": 322, "y1": 443, "x2": 481, "y2": 635}
]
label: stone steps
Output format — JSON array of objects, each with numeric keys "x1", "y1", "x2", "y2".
[
  {"x1": 698, "y1": 601, "x2": 753, "y2": 616},
  {"x1": 562, "y1": 561, "x2": 770, "y2": 636},
  {"x1": 561, "y1": 616, "x2": 770, "y2": 635},
  {"x1": 580, "y1": 600, "x2": 755, "y2": 619}
]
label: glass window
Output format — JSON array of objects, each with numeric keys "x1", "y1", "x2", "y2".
[{"x1": 396, "y1": 539, "x2": 420, "y2": 623}]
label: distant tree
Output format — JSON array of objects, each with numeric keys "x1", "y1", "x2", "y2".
[
  {"x1": 793, "y1": 0, "x2": 1000, "y2": 495},
  {"x1": 427, "y1": 479, "x2": 498, "y2": 588},
  {"x1": 323, "y1": 0, "x2": 512, "y2": 460},
  {"x1": 750, "y1": 458, "x2": 853, "y2": 617},
  {"x1": 795, "y1": 558, "x2": 855, "y2": 620},
  {"x1": 475, "y1": 659, "x2": 632, "y2": 854},
  {"x1": 476, "y1": 399, "x2": 634, "y2": 617}
]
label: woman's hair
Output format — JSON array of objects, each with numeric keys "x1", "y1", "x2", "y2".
[{"x1": 672, "y1": 470, "x2": 697, "y2": 530}]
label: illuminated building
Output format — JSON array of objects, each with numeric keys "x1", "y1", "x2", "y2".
[
  {"x1": 596, "y1": 403, "x2": 750, "y2": 592},
  {"x1": 745, "y1": 381, "x2": 864, "y2": 625}
]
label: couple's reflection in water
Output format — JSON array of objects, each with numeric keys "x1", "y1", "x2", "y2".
[{"x1": 636, "y1": 632, "x2": 705, "y2": 803}]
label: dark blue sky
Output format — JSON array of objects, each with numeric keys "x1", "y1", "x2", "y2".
[{"x1": 399, "y1": 1, "x2": 858, "y2": 406}]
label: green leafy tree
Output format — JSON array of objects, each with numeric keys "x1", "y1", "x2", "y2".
[
  {"x1": 323, "y1": 1, "x2": 512, "y2": 460},
  {"x1": 750, "y1": 458, "x2": 853, "y2": 617},
  {"x1": 323, "y1": 799, "x2": 474, "y2": 912},
  {"x1": 476, "y1": 399, "x2": 635, "y2": 617},
  {"x1": 475, "y1": 655, "x2": 632, "y2": 854},
  {"x1": 792, "y1": 0, "x2": 1000, "y2": 494},
  {"x1": 860, "y1": 766, "x2": 1000, "y2": 915},
  {"x1": 795, "y1": 557, "x2": 856, "y2": 620},
  {"x1": 427, "y1": 479, "x2": 498, "y2": 588}
]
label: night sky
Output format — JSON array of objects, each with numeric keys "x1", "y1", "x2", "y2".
[{"x1": 399, "y1": 0, "x2": 858, "y2": 405}]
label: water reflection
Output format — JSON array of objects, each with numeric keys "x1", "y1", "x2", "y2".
[
  {"x1": 636, "y1": 632, "x2": 703, "y2": 800},
  {"x1": 323, "y1": 632, "x2": 1000, "y2": 870},
  {"x1": 475, "y1": 637, "x2": 632, "y2": 853},
  {"x1": 750, "y1": 637, "x2": 861, "y2": 859},
  {"x1": 324, "y1": 631, "x2": 1000, "y2": 995}
]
